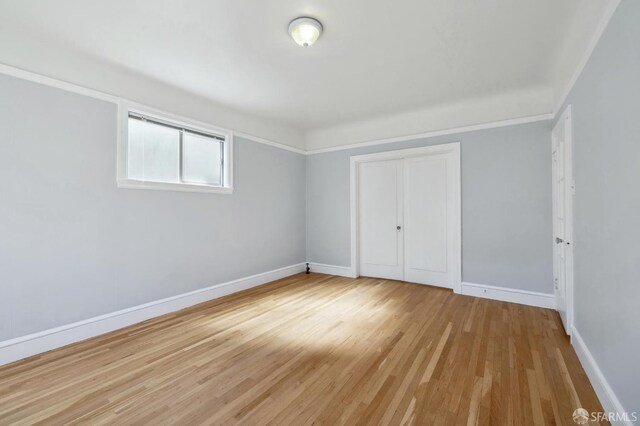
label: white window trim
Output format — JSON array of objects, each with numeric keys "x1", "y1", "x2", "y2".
[{"x1": 117, "y1": 101, "x2": 234, "y2": 194}]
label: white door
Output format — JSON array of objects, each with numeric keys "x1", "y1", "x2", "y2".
[
  {"x1": 358, "y1": 160, "x2": 404, "y2": 280},
  {"x1": 357, "y1": 147, "x2": 459, "y2": 290},
  {"x1": 552, "y1": 105, "x2": 574, "y2": 335},
  {"x1": 404, "y1": 155, "x2": 455, "y2": 287}
]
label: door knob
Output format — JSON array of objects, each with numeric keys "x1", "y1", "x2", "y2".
[
  {"x1": 397, "y1": 225, "x2": 402, "y2": 231},
  {"x1": 555, "y1": 237, "x2": 564, "y2": 244}
]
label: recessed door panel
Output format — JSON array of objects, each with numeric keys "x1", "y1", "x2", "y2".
[
  {"x1": 404, "y1": 156, "x2": 452, "y2": 287},
  {"x1": 359, "y1": 160, "x2": 403, "y2": 280}
]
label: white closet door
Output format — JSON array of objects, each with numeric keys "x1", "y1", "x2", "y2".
[
  {"x1": 403, "y1": 155, "x2": 454, "y2": 288},
  {"x1": 358, "y1": 160, "x2": 404, "y2": 280}
]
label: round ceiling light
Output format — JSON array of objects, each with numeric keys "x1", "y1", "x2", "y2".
[{"x1": 288, "y1": 17, "x2": 323, "y2": 47}]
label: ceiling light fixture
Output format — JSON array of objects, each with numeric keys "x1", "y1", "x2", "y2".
[{"x1": 288, "y1": 17, "x2": 323, "y2": 47}]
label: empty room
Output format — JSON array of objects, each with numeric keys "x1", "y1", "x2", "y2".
[{"x1": 0, "y1": 0, "x2": 638, "y2": 424}]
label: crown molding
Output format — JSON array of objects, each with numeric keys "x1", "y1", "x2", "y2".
[
  {"x1": 234, "y1": 131, "x2": 306, "y2": 155},
  {"x1": 305, "y1": 113, "x2": 553, "y2": 155},
  {"x1": 0, "y1": 60, "x2": 553, "y2": 156},
  {"x1": 0, "y1": 63, "x2": 306, "y2": 155},
  {"x1": 0, "y1": 62, "x2": 119, "y2": 103}
]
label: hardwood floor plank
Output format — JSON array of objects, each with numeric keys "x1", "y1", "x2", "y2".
[{"x1": 0, "y1": 274, "x2": 607, "y2": 425}]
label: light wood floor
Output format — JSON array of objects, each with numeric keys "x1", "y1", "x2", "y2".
[{"x1": 0, "y1": 273, "x2": 605, "y2": 425}]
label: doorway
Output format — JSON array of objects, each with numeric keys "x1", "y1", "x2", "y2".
[{"x1": 552, "y1": 105, "x2": 575, "y2": 335}]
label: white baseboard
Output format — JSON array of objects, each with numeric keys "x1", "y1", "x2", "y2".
[
  {"x1": 571, "y1": 327, "x2": 633, "y2": 425},
  {"x1": 308, "y1": 262, "x2": 356, "y2": 278},
  {"x1": 461, "y1": 282, "x2": 556, "y2": 309},
  {"x1": 0, "y1": 263, "x2": 306, "y2": 367}
]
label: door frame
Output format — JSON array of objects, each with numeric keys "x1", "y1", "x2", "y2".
[
  {"x1": 349, "y1": 142, "x2": 462, "y2": 293},
  {"x1": 551, "y1": 105, "x2": 575, "y2": 335}
]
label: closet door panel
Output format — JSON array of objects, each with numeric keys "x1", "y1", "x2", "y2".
[
  {"x1": 358, "y1": 160, "x2": 403, "y2": 280},
  {"x1": 404, "y1": 155, "x2": 452, "y2": 287}
]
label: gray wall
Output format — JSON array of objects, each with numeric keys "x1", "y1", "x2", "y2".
[
  {"x1": 306, "y1": 121, "x2": 554, "y2": 293},
  {"x1": 556, "y1": 0, "x2": 640, "y2": 413},
  {"x1": 0, "y1": 74, "x2": 306, "y2": 341}
]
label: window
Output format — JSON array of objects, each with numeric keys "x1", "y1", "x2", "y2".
[{"x1": 117, "y1": 105, "x2": 232, "y2": 194}]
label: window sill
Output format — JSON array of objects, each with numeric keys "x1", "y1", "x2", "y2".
[{"x1": 117, "y1": 179, "x2": 233, "y2": 194}]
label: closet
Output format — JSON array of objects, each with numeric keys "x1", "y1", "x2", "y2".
[{"x1": 356, "y1": 144, "x2": 461, "y2": 289}]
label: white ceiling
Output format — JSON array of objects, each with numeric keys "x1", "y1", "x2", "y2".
[{"x1": 0, "y1": 0, "x2": 614, "y2": 150}]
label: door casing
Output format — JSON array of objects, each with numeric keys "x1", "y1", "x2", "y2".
[{"x1": 350, "y1": 143, "x2": 462, "y2": 293}]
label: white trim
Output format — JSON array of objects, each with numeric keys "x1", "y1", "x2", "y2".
[
  {"x1": 0, "y1": 63, "x2": 305, "y2": 155},
  {"x1": 571, "y1": 327, "x2": 633, "y2": 425},
  {"x1": 461, "y1": 282, "x2": 556, "y2": 309},
  {"x1": 306, "y1": 114, "x2": 553, "y2": 155},
  {"x1": 553, "y1": 0, "x2": 621, "y2": 116},
  {"x1": 350, "y1": 143, "x2": 462, "y2": 293},
  {"x1": 235, "y1": 131, "x2": 306, "y2": 155},
  {"x1": 0, "y1": 62, "x2": 120, "y2": 103},
  {"x1": 116, "y1": 180, "x2": 234, "y2": 194},
  {"x1": 117, "y1": 101, "x2": 235, "y2": 194},
  {"x1": 308, "y1": 263, "x2": 356, "y2": 278},
  {"x1": 124, "y1": 101, "x2": 234, "y2": 141},
  {"x1": 0, "y1": 263, "x2": 306, "y2": 367}
]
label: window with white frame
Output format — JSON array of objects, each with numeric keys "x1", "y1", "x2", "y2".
[{"x1": 118, "y1": 106, "x2": 233, "y2": 193}]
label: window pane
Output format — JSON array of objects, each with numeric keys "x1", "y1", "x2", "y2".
[
  {"x1": 182, "y1": 132, "x2": 222, "y2": 185},
  {"x1": 128, "y1": 118, "x2": 180, "y2": 183}
]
